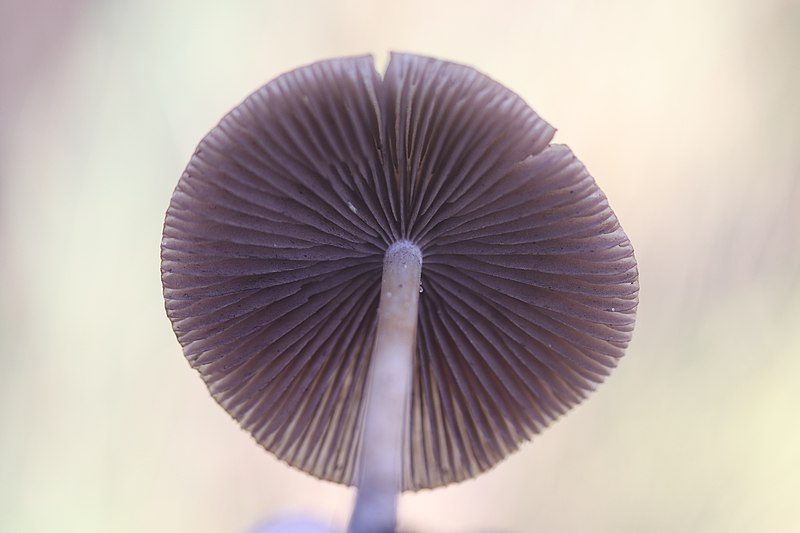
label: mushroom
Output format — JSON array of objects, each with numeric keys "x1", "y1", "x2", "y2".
[{"x1": 161, "y1": 53, "x2": 638, "y2": 532}]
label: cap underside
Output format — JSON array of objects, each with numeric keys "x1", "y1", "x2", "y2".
[{"x1": 161, "y1": 53, "x2": 639, "y2": 490}]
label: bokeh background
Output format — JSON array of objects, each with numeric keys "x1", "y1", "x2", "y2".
[{"x1": 2, "y1": 0, "x2": 798, "y2": 532}]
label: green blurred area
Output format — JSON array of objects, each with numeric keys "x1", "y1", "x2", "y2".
[{"x1": 1, "y1": 0, "x2": 798, "y2": 532}]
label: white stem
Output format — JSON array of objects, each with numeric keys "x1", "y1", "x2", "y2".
[{"x1": 348, "y1": 241, "x2": 422, "y2": 533}]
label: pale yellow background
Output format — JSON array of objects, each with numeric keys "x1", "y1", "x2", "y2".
[{"x1": 1, "y1": 1, "x2": 798, "y2": 532}]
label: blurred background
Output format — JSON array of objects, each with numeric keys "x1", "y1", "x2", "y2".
[{"x1": 1, "y1": 0, "x2": 798, "y2": 532}]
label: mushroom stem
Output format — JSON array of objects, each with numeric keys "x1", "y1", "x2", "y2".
[{"x1": 348, "y1": 240, "x2": 422, "y2": 533}]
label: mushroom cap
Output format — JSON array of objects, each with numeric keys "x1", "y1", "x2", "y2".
[{"x1": 161, "y1": 53, "x2": 639, "y2": 490}]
